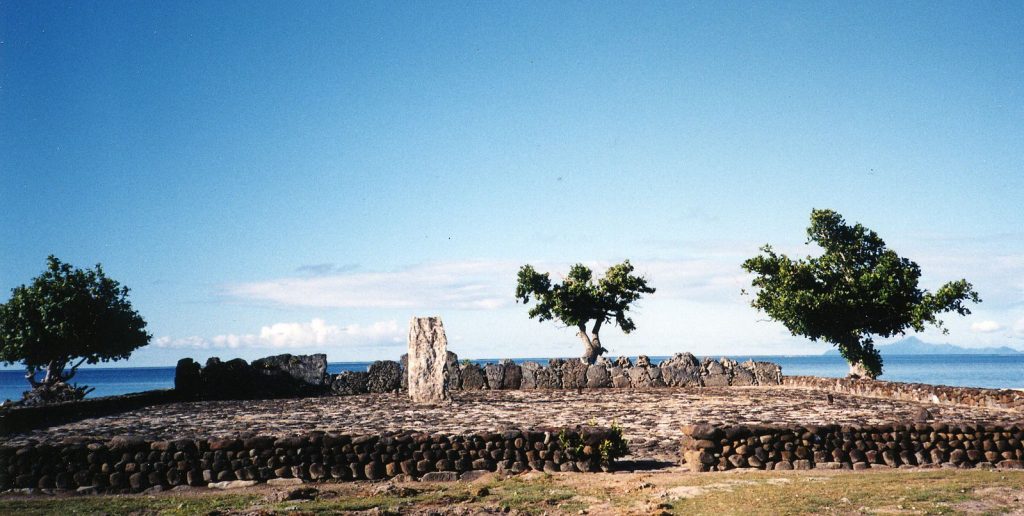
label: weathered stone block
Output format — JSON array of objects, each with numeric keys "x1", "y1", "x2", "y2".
[
  {"x1": 520, "y1": 361, "x2": 542, "y2": 389},
  {"x1": 484, "y1": 364, "x2": 504, "y2": 389},
  {"x1": 174, "y1": 358, "x2": 202, "y2": 397},
  {"x1": 407, "y1": 317, "x2": 451, "y2": 404},
  {"x1": 560, "y1": 360, "x2": 588, "y2": 389},
  {"x1": 585, "y1": 364, "x2": 611, "y2": 388},
  {"x1": 366, "y1": 361, "x2": 402, "y2": 393},
  {"x1": 460, "y1": 363, "x2": 487, "y2": 390},
  {"x1": 331, "y1": 371, "x2": 369, "y2": 395},
  {"x1": 501, "y1": 360, "x2": 522, "y2": 389}
]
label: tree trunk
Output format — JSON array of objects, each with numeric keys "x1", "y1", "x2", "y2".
[
  {"x1": 847, "y1": 360, "x2": 878, "y2": 380},
  {"x1": 577, "y1": 320, "x2": 607, "y2": 364},
  {"x1": 41, "y1": 360, "x2": 67, "y2": 386}
]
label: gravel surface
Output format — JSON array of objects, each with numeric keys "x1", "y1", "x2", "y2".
[{"x1": 7, "y1": 386, "x2": 1021, "y2": 460}]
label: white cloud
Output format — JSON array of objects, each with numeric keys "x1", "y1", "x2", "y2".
[
  {"x1": 154, "y1": 335, "x2": 209, "y2": 349},
  {"x1": 155, "y1": 319, "x2": 404, "y2": 350},
  {"x1": 969, "y1": 320, "x2": 1003, "y2": 333},
  {"x1": 223, "y1": 258, "x2": 753, "y2": 312},
  {"x1": 224, "y1": 261, "x2": 519, "y2": 310}
]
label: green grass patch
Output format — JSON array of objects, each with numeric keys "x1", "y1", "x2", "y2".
[
  {"x1": 0, "y1": 470, "x2": 1020, "y2": 515},
  {"x1": 0, "y1": 493, "x2": 260, "y2": 516},
  {"x1": 666, "y1": 470, "x2": 1024, "y2": 515}
]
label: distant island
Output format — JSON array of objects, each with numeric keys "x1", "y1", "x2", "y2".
[{"x1": 823, "y1": 336, "x2": 1022, "y2": 356}]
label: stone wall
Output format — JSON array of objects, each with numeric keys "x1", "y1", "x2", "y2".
[
  {"x1": 0, "y1": 427, "x2": 625, "y2": 493},
  {"x1": 0, "y1": 390, "x2": 180, "y2": 436},
  {"x1": 681, "y1": 422, "x2": 1024, "y2": 472},
  {"x1": 176, "y1": 354, "x2": 331, "y2": 400},
  {"x1": 784, "y1": 376, "x2": 1024, "y2": 412},
  {"x1": 330, "y1": 353, "x2": 783, "y2": 396}
]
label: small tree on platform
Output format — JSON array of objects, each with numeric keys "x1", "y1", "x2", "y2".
[
  {"x1": 515, "y1": 260, "x2": 655, "y2": 363},
  {"x1": 0, "y1": 256, "x2": 151, "y2": 403},
  {"x1": 742, "y1": 209, "x2": 980, "y2": 379}
]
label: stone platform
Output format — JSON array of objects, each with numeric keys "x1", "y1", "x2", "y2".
[{"x1": 8, "y1": 386, "x2": 1021, "y2": 461}]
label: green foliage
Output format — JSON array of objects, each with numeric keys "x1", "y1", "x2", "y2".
[
  {"x1": 515, "y1": 260, "x2": 654, "y2": 361},
  {"x1": 599, "y1": 422, "x2": 629, "y2": 462},
  {"x1": 742, "y1": 209, "x2": 980, "y2": 378},
  {"x1": 558, "y1": 428, "x2": 586, "y2": 458},
  {"x1": 558, "y1": 425, "x2": 629, "y2": 465},
  {"x1": 0, "y1": 256, "x2": 151, "y2": 389}
]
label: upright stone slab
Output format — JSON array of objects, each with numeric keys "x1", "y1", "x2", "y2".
[{"x1": 407, "y1": 317, "x2": 450, "y2": 404}]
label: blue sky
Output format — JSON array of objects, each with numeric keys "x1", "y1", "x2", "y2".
[{"x1": 2, "y1": 1, "x2": 1022, "y2": 367}]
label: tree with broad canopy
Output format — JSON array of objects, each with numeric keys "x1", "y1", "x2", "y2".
[
  {"x1": 0, "y1": 256, "x2": 150, "y2": 401},
  {"x1": 515, "y1": 260, "x2": 655, "y2": 364},
  {"x1": 742, "y1": 209, "x2": 980, "y2": 379}
]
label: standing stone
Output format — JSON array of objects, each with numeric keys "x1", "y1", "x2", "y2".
[
  {"x1": 407, "y1": 317, "x2": 451, "y2": 404},
  {"x1": 366, "y1": 360, "x2": 403, "y2": 393},
  {"x1": 445, "y1": 351, "x2": 462, "y2": 391},
  {"x1": 484, "y1": 363, "x2": 505, "y2": 389},
  {"x1": 520, "y1": 361, "x2": 542, "y2": 389},
  {"x1": 174, "y1": 358, "x2": 202, "y2": 397},
  {"x1": 460, "y1": 363, "x2": 488, "y2": 389}
]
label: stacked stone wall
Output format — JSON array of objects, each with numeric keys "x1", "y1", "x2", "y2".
[
  {"x1": 784, "y1": 376, "x2": 1024, "y2": 411},
  {"x1": 681, "y1": 422, "x2": 1024, "y2": 472},
  {"x1": 331, "y1": 353, "x2": 783, "y2": 396},
  {"x1": 0, "y1": 390, "x2": 179, "y2": 436},
  {"x1": 0, "y1": 427, "x2": 624, "y2": 493}
]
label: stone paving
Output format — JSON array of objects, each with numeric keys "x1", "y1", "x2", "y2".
[{"x1": 6, "y1": 386, "x2": 1022, "y2": 460}]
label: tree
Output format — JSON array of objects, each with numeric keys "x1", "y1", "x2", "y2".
[
  {"x1": 741, "y1": 209, "x2": 980, "y2": 379},
  {"x1": 0, "y1": 256, "x2": 151, "y2": 399},
  {"x1": 515, "y1": 260, "x2": 655, "y2": 363}
]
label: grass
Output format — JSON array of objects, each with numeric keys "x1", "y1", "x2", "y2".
[{"x1": 0, "y1": 469, "x2": 1021, "y2": 515}]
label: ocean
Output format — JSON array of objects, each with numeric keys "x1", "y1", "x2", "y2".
[{"x1": 1, "y1": 354, "x2": 1021, "y2": 403}]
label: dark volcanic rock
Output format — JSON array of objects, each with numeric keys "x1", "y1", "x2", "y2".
[
  {"x1": 251, "y1": 354, "x2": 329, "y2": 396},
  {"x1": 625, "y1": 366, "x2": 654, "y2": 388},
  {"x1": 702, "y1": 358, "x2": 731, "y2": 387},
  {"x1": 660, "y1": 353, "x2": 702, "y2": 387},
  {"x1": 201, "y1": 358, "x2": 254, "y2": 399},
  {"x1": 174, "y1": 358, "x2": 202, "y2": 397},
  {"x1": 331, "y1": 371, "x2": 370, "y2": 395},
  {"x1": 484, "y1": 364, "x2": 504, "y2": 389},
  {"x1": 366, "y1": 361, "x2": 402, "y2": 393},
  {"x1": 460, "y1": 363, "x2": 487, "y2": 390},
  {"x1": 501, "y1": 360, "x2": 522, "y2": 389},
  {"x1": 585, "y1": 365, "x2": 611, "y2": 388},
  {"x1": 400, "y1": 354, "x2": 409, "y2": 390},
  {"x1": 535, "y1": 363, "x2": 562, "y2": 389},
  {"x1": 180, "y1": 354, "x2": 334, "y2": 400},
  {"x1": 609, "y1": 367, "x2": 630, "y2": 388},
  {"x1": 445, "y1": 351, "x2": 462, "y2": 391},
  {"x1": 560, "y1": 360, "x2": 588, "y2": 389},
  {"x1": 746, "y1": 361, "x2": 783, "y2": 385},
  {"x1": 731, "y1": 367, "x2": 756, "y2": 386},
  {"x1": 519, "y1": 361, "x2": 542, "y2": 389}
]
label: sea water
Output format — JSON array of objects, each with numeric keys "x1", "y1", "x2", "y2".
[{"x1": 1, "y1": 354, "x2": 1021, "y2": 402}]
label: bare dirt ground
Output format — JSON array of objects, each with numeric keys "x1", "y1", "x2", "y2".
[
  {"x1": 8, "y1": 386, "x2": 1021, "y2": 461},
  {"x1": 2, "y1": 468, "x2": 1023, "y2": 515}
]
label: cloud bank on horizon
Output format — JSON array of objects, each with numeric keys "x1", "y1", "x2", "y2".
[{"x1": 149, "y1": 244, "x2": 1024, "y2": 363}]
